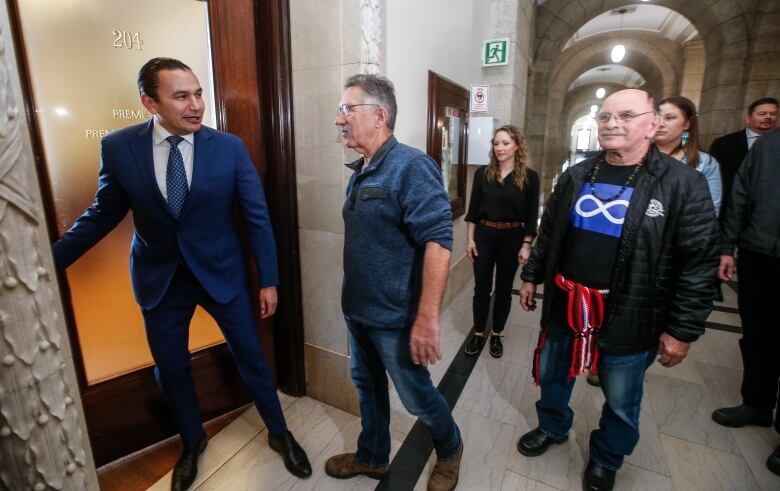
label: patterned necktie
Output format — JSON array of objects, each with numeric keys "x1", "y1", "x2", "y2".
[{"x1": 166, "y1": 135, "x2": 188, "y2": 218}]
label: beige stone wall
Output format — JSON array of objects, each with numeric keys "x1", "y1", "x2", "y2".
[
  {"x1": 290, "y1": 0, "x2": 365, "y2": 414},
  {"x1": 742, "y1": 2, "x2": 780, "y2": 108},
  {"x1": 680, "y1": 40, "x2": 706, "y2": 108}
]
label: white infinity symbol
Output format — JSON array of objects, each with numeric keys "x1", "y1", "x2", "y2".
[{"x1": 574, "y1": 194, "x2": 630, "y2": 224}]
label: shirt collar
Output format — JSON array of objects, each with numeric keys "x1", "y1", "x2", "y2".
[
  {"x1": 345, "y1": 135, "x2": 398, "y2": 172},
  {"x1": 746, "y1": 127, "x2": 761, "y2": 140},
  {"x1": 152, "y1": 117, "x2": 195, "y2": 146}
]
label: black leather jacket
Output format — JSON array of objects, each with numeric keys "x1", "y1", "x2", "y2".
[
  {"x1": 720, "y1": 127, "x2": 780, "y2": 258},
  {"x1": 521, "y1": 146, "x2": 719, "y2": 354}
]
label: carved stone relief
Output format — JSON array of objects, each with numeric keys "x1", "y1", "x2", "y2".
[{"x1": 0, "y1": 5, "x2": 98, "y2": 490}]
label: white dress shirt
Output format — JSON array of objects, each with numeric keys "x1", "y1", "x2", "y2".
[
  {"x1": 152, "y1": 119, "x2": 194, "y2": 199},
  {"x1": 746, "y1": 127, "x2": 761, "y2": 150}
]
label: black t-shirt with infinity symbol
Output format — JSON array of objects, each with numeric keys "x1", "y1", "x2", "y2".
[{"x1": 548, "y1": 162, "x2": 641, "y2": 332}]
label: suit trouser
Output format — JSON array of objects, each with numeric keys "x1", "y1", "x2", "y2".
[
  {"x1": 141, "y1": 266, "x2": 287, "y2": 448},
  {"x1": 737, "y1": 248, "x2": 780, "y2": 432},
  {"x1": 472, "y1": 224, "x2": 524, "y2": 334}
]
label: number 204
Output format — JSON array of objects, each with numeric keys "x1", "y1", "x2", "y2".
[{"x1": 112, "y1": 29, "x2": 143, "y2": 51}]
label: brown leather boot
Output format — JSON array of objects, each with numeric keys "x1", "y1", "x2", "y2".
[
  {"x1": 324, "y1": 453, "x2": 388, "y2": 480},
  {"x1": 427, "y1": 443, "x2": 463, "y2": 491}
]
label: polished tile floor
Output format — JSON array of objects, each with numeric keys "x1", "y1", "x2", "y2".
[{"x1": 150, "y1": 281, "x2": 779, "y2": 490}]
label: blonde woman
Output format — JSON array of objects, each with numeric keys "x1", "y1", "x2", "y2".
[{"x1": 464, "y1": 125, "x2": 539, "y2": 358}]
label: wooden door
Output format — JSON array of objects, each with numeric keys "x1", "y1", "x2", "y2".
[{"x1": 7, "y1": 0, "x2": 304, "y2": 465}]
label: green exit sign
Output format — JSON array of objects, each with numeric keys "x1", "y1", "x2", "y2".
[{"x1": 482, "y1": 38, "x2": 509, "y2": 66}]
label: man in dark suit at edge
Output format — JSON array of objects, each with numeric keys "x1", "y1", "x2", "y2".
[
  {"x1": 709, "y1": 97, "x2": 778, "y2": 213},
  {"x1": 52, "y1": 57, "x2": 311, "y2": 491}
]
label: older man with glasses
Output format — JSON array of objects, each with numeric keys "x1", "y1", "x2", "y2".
[
  {"x1": 516, "y1": 89, "x2": 719, "y2": 491},
  {"x1": 324, "y1": 74, "x2": 462, "y2": 491}
]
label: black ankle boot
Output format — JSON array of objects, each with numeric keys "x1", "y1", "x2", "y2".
[
  {"x1": 464, "y1": 333, "x2": 485, "y2": 356},
  {"x1": 489, "y1": 334, "x2": 503, "y2": 358}
]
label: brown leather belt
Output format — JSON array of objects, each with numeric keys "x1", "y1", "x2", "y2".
[{"x1": 479, "y1": 219, "x2": 522, "y2": 230}]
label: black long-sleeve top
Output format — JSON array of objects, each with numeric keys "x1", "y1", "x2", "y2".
[{"x1": 465, "y1": 166, "x2": 540, "y2": 236}]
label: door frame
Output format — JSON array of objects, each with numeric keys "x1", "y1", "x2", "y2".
[
  {"x1": 426, "y1": 70, "x2": 469, "y2": 219},
  {"x1": 6, "y1": 0, "x2": 304, "y2": 466}
]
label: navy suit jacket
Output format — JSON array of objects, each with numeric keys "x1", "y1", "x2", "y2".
[{"x1": 53, "y1": 120, "x2": 279, "y2": 310}]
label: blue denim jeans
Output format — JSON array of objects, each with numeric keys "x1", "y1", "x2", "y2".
[
  {"x1": 346, "y1": 317, "x2": 462, "y2": 467},
  {"x1": 535, "y1": 330, "x2": 655, "y2": 470}
]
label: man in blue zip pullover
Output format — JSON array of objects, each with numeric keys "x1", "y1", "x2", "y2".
[{"x1": 323, "y1": 74, "x2": 462, "y2": 491}]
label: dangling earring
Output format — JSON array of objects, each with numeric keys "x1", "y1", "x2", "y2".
[{"x1": 680, "y1": 130, "x2": 690, "y2": 147}]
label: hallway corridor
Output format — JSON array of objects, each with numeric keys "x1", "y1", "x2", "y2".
[{"x1": 148, "y1": 279, "x2": 774, "y2": 491}]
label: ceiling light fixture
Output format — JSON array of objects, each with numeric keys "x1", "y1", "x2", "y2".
[
  {"x1": 611, "y1": 45, "x2": 625, "y2": 62},
  {"x1": 611, "y1": 8, "x2": 628, "y2": 63},
  {"x1": 596, "y1": 87, "x2": 606, "y2": 99}
]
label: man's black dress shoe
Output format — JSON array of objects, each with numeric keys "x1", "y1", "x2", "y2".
[
  {"x1": 171, "y1": 436, "x2": 207, "y2": 491},
  {"x1": 583, "y1": 460, "x2": 616, "y2": 491},
  {"x1": 767, "y1": 445, "x2": 780, "y2": 477},
  {"x1": 269, "y1": 431, "x2": 312, "y2": 478},
  {"x1": 711, "y1": 404, "x2": 772, "y2": 428},
  {"x1": 517, "y1": 427, "x2": 568, "y2": 457}
]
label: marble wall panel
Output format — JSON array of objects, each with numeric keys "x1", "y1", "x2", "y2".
[
  {"x1": 292, "y1": 65, "x2": 344, "y2": 150},
  {"x1": 299, "y1": 229, "x2": 346, "y2": 353},
  {"x1": 342, "y1": 0, "x2": 364, "y2": 66},
  {"x1": 296, "y1": 143, "x2": 347, "y2": 235},
  {"x1": 441, "y1": 255, "x2": 472, "y2": 311},
  {"x1": 304, "y1": 344, "x2": 355, "y2": 414},
  {"x1": 290, "y1": 0, "x2": 342, "y2": 71}
]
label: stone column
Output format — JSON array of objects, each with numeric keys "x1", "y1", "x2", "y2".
[
  {"x1": 483, "y1": 0, "x2": 534, "y2": 130},
  {"x1": 679, "y1": 40, "x2": 705, "y2": 108},
  {"x1": 0, "y1": 4, "x2": 98, "y2": 490}
]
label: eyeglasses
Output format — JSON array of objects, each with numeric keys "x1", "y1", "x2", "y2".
[
  {"x1": 336, "y1": 103, "x2": 379, "y2": 117},
  {"x1": 596, "y1": 111, "x2": 655, "y2": 124}
]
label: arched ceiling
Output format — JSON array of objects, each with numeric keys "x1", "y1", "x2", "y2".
[
  {"x1": 569, "y1": 65, "x2": 645, "y2": 91},
  {"x1": 563, "y1": 4, "x2": 699, "y2": 49},
  {"x1": 550, "y1": 43, "x2": 669, "y2": 101},
  {"x1": 528, "y1": 0, "x2": 752, "y2": 191}
]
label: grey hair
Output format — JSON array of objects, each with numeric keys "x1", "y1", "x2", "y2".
[{"x1": 344, "y1": 74, "x2": 398, "y2": 130}]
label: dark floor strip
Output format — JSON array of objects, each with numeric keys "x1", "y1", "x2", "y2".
[
  {"x1": 706, "y1": 321, "x2": 743, "y2": 334},
  {"x1": 712, "y1": 304, "x2": 739, "y2": 315},
  {"x1": 375, "y1": 300, "x2": 491, "y2": 490}
]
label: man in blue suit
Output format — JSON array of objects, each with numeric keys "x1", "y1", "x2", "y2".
[{"x1": 53, "y1": 58, "x2": 311, "y2": 490}]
